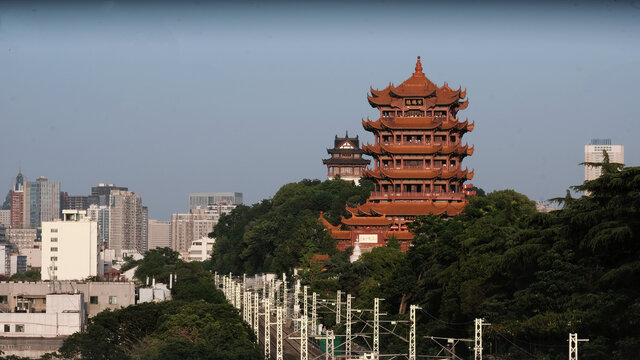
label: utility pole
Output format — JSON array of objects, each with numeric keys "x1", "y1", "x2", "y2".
[
  {"x1": 409, "y1": 305, "x2": 420, "y2": 360},
  {"x1": 264, "y1": 298, "x2": 271, "y2": 360},
  {"x1": 277, "y1": 306, "x2": 283, "y2": 360},
  {"x1": 374, "y1": 298, "x2": 382, "y2": 356},
  {"x1": 254, "y1": 292, "x2": 260, "y2": 342},
  {"x1": 474, "y1": 318, "x2": 490, "y2": 360},
  {"x1": 336, "y1": 290, "x2": 341, "y2": 324},
  {"x1": 312, "y1": 292, "x2": 318, "y2": 335},
  {"x1": 569, "y1": 333, "x2": 589, "y2": 360},
  {"x1": 301, "y1": 286, "x2": 308, "y2": 360},
  {"x1": 326, "y1": 330, "x2": 335, "y2": 360},
  {"x1": 346, "y1": 294, "x2": 352, "y2": 358}
]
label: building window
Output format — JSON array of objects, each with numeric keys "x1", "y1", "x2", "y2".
[
  {"x1": 0, "y1": 296, "x2": 7, "y2": 304},
  {"x1": 90, "y1": 296, "x2": 99, "y2": 304},
  {"x1": 51, "y1": 247, "x2": 58, "y2": 252},
  {"x1": 50, "y1": 257, "x2": 58, "y2": 261},
  {"x1": 51, "y1": 229, "x2": 58, "y2": 233},
  {"x1": 3, "y1": 324, "x2": 9, "y2": 332},
  {"x1": 109, "y1": 296, "x2": 117, "y2": 305},
  {"x1": 15, "y1": 324, "x2": 24, "y2": 332},
  {"x1": 50, "y1": 237, "x2": 58, "y2": 242}
]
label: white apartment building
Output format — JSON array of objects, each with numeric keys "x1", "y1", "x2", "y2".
[
  {"x1": 585, "y1": 139, "x2": 624, "y2": 181},
  {"x1": 41, "y1": 210, "x2": 101, "y2": 281},
  {"x1": 187, "y1": 237, "x2": 216, "y2": 262}
]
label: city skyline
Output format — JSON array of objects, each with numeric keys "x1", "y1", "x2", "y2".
[{"x1": 1, "y1": 1, "x2": 639, "y2": 220}]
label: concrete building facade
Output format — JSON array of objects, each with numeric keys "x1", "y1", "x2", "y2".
[
  {"x1": 108, "y1": 190, "x2": 147, "y2": 256},
  {"x1": 6, "y1": 228, "x2": 38, "y2": 252},
  {"x1": 585, "y1": 138, "x2": 624, "y2": 181},
  {"x1": 187, "y1": 237, "x2": 215, "y2": 262},
  {"x1": 0, "y1": 210, "x2": 10, "y2": 228},
  {"x1": 41, "y1": 210, "x2": 100, "y2": 281},
  {"x1": 170, "y1": 203, "x2": 235, "y2": 254},
  {"x1": 0, "y1": 281, "x2": 136, "y2": 318},
  {"x1": 148, "y1": 219, "x2": 171, "y2": 250},
  {"x1": 189, "y1": 192, "x2": 242, "y2": 210}
]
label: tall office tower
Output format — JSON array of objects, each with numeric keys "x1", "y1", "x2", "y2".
[
  {"x1": 585, "y1": 139, "x2": 624, "y2": 181},
  {"x1": 23, "y1": 176, "x2": 61, "y2": 229},
  {"x1": 86, "y1": 204, "x2": 110, "y2": 248},
  {"x1": 108, "y1": 190, "x2": 147, "y2": 256},
  {"x1": 188, "y1": 192, "x2": 242, "y2": 210},
  {"x1": 88, "y1": 183, "x2": 128, "y2": 207},
  {"x1": 60, "y1": 192, "x2": 89, "y2": 211},
  {"x1": 41, "y1": 210, "x2": 100, "y2": 281},
  {"x1": 10, "y1": 171, "x2": 25, "y2": 228},
  {"x1": 148, "y1": 219, "x2": 171, "y2": 250},
  {"x1": 171, "y1": 201, "x2": 236, "y2": 254}
]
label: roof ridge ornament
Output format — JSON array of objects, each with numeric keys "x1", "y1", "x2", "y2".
[{"x1": 414, "y1": 56, "x2": 423, "y2": 75}]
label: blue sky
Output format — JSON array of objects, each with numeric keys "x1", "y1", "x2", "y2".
[{"x1": 1, "y1": 1, "x2": 639, "y2": 219}]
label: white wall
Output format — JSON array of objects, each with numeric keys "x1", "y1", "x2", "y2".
[{"x1": 41, "y1": 218, "x2": 99, "y2": 281}]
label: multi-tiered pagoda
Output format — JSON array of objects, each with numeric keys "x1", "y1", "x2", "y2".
[
  {"x1": 322, "y1": 132, "x2": 370, "y2": 185},
  {"x1": 322, "y1": 57, "x2": 474, "y2": 251}
]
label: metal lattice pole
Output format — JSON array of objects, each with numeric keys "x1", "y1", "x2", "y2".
[
  {"x1": 474, "y1": 318, "x2": 490, "y2": 360},
  {"x1": 409, "y1": 305, "x2": 420, "y2": 360},
  {"x1": 283, "y1": 280, "x2": 288, "y2": 317},
  {"x1": 346, "y1": 294, "x2": 352, "y2": 358},
  {"x1": 254, "y1": 293, "x2": 260, "y2": 342},
  {"x1": 374, "y1": 298, "x2": 381, "y2": 355},
  {"x1": 312, "y1": 292, "x2": 318, "y2": 335},
  {"x1": 326, "y1": 330, "x2": 334, "y2": 360},
  {"x1": 277, "y1": 306, "x2": 283, "y2": 360},
  {"x1": 301, "y1": 286, "x2": 308, "y2": 360},
  {"x1": 264, "y1": 298, "x2": 271, "y2": 360},
  {"x1": 569, "y1": 333, "x2": 589, "y2": 360},
  {"x1": 336, "y1": 290, "x2": 341, "y2": 324}
]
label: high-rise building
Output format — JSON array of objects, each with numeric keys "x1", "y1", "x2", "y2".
[
  {"x1": 323, "y1": 57, "x2": 474, "y2": 251},
  {"x1": 60, "y1": 192, "x2": 89, "y2": 211},
  {"x1": 88, "y1": 183, "x2": 128, "y2": 207},
  {"x1": 189, "y1": 192, "x2": 242, "y2": 210},
  {"x1": 86, "y1": 205, "x2": 110, "y2": 248},
  {"x1": 148, "y1": 219, "x2": 171, "y2": 250},
  {"x1": 41, "y1": 210, "x2": 100, "y2": 281},
  {"x1": 322, "y1": 132, "x2": 370, "y2": 184},
  {"x1": 171, "y1": 201, "x2": 236, "y2": 254},
  {"x1": 23, "y1": 176, "x2": 60, "y2": 229},
  {"x1": 6, "y1": 228, "x2": 38, "y2": 252},
  {"x1": 10, "y1": 171, "x2": 25, "y2": 228},
  {"x1": 584, "y1": 139, "x2": 624, "y2": 181},
  {"x1": 0, "y1": 210, "x2": 10, "y2": 228},
  {"x1": 108, "y1": 190, "x2": 147, "y2": 256}
]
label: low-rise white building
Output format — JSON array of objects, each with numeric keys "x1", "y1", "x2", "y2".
[
  {"x1": 187, "y1": 237, "x2": 215, "y2": 262},
  {"x1": 41, "y1": 210, "x2": 101, "y2": 281},
  {"x1": 0, "y1": 293, "x2": 85, "y2": 337}
]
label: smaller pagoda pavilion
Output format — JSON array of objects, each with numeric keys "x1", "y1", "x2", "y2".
[{"x1": 322, "y1": 132, "x2": 370, "y2": 185}]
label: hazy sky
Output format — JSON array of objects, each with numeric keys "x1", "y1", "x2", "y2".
[{"x1": 1, "y1": 1, "x2": 639, "y2": 220}]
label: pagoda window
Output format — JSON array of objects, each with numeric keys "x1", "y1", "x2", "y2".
[
  {"x1": 405, "y1": 160, "x2": 420, "y2": 169},
  {"x1": 382, "y1": 160, "x2": 391, "y2": 168},
  {"x1": 382, "y1": 135, "x2": 391, "y2": 144},
  {"x1": 329, "y1": 167, "x2": 334, "y2": 174},
  {"x1": 382, "y1": 110, "x2": 395, "y2": 118},
  {"x1": 342, "y1": 167, "x2": 353, "y2": 175},
  {"x1": 405, "y1": 109, "x2": 425, "y2": 117},
  {"x1": 395, "y1": 184, "x2": 401, "y2": 193},
  {"x1": 450, "y1": 159, "x2": 457, "y2": 168},
  {"x1": 450, "y1": 135, "x2": 457, "y2": 143},
  {"x1": 396, "y1": 135, "x2": 401, "y2": 143}
]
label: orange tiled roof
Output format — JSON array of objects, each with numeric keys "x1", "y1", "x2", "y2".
[
  {"x1": 367, "y1": 57, "x2": 467, "y2": 107},
  {"x1": 354, "y1": 201, "x2": 467, "y2": 217},
  {"x1": 362, "y1": 117, "x2": 474, "y2": 132},
  {"x1": 341, "y1": 215, "x2": 394, "y2": 226},
  {"x1": 363, "y1": 143, "x2": 472, "y2": 156},
  {"x1": 363, "y1": 168, "x2": 472, "y2": 180}
]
